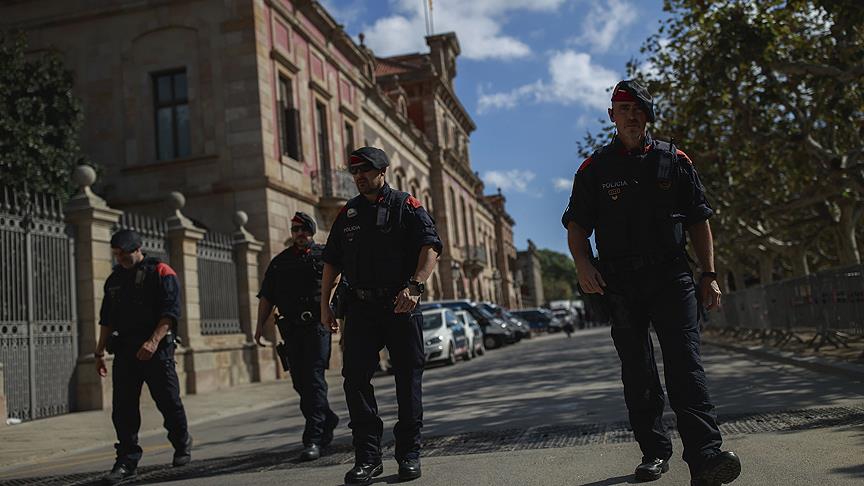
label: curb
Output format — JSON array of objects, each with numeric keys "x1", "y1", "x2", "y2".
[{"x1": 704, "y1": 339, "x2": 864, "y2": 383}]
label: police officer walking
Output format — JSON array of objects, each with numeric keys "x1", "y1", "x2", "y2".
[
  {"x1": 254, "y1": 211, "x2": 339, "y2": 461},
  {"x1": 95, "y1": 230, "x2": 192, "y2": 485},
  {"x1": 562, "y1": 80, "x2": 741, "y2": 486},
  {"x1": 321, "y1": 147, "x2": 442, "y2": 485}
]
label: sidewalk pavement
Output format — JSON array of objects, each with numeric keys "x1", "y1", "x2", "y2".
[{"x1": 0, "y1": 375, "x2": 307, "y2": 471}]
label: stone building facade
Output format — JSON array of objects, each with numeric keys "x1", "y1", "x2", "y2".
[
  {"x1": 2, "y1": 0, "x2": 522, "y2": 394},
  {"x1": 517, "y1": 240, "x2": 545, "y2": 308}
]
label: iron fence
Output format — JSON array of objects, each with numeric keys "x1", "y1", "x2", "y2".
[
  {"x1": 114, "y1": 212, "x2": 169, "y2": 262},
  {"x1": 712, "y1": 264, "x2": 864, "y2": 350},
  {"x1": 0, "y1": 187, "x2": 77, "y2": 421},
  {"x1": 197, "y1": 231, "x2": 242, "y2": 335}
]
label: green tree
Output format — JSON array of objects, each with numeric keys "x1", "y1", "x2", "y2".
[
  {"x1": 0, "y1": 31, "x2": 88, "y2": 196},
  {"x1": 580, "y1": 0, "x2": 864, "y2": 283},
  {"x1": 536, "y1": 248, "x2": 578, "y2": 301}
]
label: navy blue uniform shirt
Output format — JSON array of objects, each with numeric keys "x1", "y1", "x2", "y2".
[
  {"x1": 99, "y1": 257, "x2": 181, "y2": 342},
  {"x1": 561, "y1": 134, "x2": 713, "y2": 260},
  {"x1": 258, "y1": 243, "x2": 324, "y2": 316},
  {"x1": 323, "y1": 183, "x2": 442, "y2": 288}
]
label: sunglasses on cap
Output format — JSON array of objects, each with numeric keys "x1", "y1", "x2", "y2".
[
  {"x1": 290, "y1": 226, "x2": 307, "y2": 233},
  {"x1": 348, "y1": 163, "x2": 376, "y2": 175}
]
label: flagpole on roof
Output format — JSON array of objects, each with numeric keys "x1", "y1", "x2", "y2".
[
  {"x1": 429, "y1": 0, "x2": 434, "y2": 35},
  {"x1": 422, "y1": 0, "x2": 434, "y2": 36}
]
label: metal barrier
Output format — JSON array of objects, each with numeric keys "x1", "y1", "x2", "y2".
[
  {"x1": 0, "y1": 188, "x2": 77, "y2": 421},
  {"x1": 197, "y1": 231, "x2": 242, "y2": 335},
  {"x1": 714, "y1": 264, "x2": 864, "y2": 350}
]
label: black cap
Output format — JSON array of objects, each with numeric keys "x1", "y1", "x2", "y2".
[
  {"x1": 291, "y1": 211, "x2": 317, "y2": 235},
  {"x1": 110, "y1": 229, "x2": 142, "y2": 253},
  {"x1": 611, "y1": 79, "x2": 656, "y2": 122},
  {"x1": 349, "y1": 146, "x2": 389, "y2": 170}
]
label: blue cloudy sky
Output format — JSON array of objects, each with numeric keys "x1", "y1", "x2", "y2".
[{"x1": 322, "y1": 0, "x2": 668, "y2": 254}]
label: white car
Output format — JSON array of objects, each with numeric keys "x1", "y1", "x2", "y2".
[
  {"x1": 455, "y1": 310, "x2": 485, "y2": 359},
  {"x1": 422, "y1": 308, "x2": 468, "y2": 365}
]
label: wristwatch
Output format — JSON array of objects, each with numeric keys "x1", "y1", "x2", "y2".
[
  {"x1": 700, "y1": 271, "x2": 718, "y2": 281},
  {"x1": 408, "y1": 278, "x2": 426, "y2": 296}
]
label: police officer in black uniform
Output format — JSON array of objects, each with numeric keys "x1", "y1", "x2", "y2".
[
  {"x1": 321, "y1": 147, "x2": 442, "y2": 485},
  {"x1": 562, "y1": 80, "x2": 741, "y2": 486},
  {"x1": 95, "y1": 229, "x2": 192, "y2": 485},
  {"x1": 254, "y1": 211, "x2": 339, "y2": 461}
]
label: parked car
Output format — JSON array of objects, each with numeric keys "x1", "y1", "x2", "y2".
[
  {"x1": 424, "y1": 300, "x2": 513, "y2": 349},
  {"x1": 455, "y1": 310, "x2": 485, "y2": 358},
  {"x1": 551, "y1": 307, "x2": 576, "y2": 334},
  {"x1": 512, "y1": 308, "x2": 555, "y2": 333},
  {"x1": 421, "y1": 308, "x2": 468, "y2": 365},
  {"x1": 479, "y1": 302, "x2": 528, "y2": 341}
]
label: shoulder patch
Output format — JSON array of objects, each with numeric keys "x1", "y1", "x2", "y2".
[
  {"x1": 675, "y1": 149, "x2": 693, "y2": 165},
  {"x1": 577, "y1": 156, "x2": 594, "y2": 173},
  {"x1": 155, "y1": 262, "x2": 177, "y2": 278},
  {"x1": 406, "y1": 195, "x2": 422, "y2": 208},
  {"x1": 338, "y1": 205, "x2": 348, "y2": 215}
]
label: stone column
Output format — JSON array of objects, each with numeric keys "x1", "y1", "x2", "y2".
[
  {"x1": 164, "y1": 192, "x2": 208, "y2": 393},
  {"x1": 232, "y1": 211, "x2": 276, "y2": 382},
  {"x1": 0, "y1": 363, "x2": 6, "y2": 426},
  {"x1": 64, "y1": 165, "x2": 122, "y2": 411}
]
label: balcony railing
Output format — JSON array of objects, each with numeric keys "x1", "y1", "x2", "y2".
[{"x1": 462, "y1": 244, "x2": 488, "y2": 278}]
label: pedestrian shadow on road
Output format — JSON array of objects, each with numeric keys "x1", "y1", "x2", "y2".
[{"x1": 578, "y1": 474, "x2": 639, "y2": 485}]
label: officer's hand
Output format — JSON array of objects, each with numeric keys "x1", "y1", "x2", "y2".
[
  {"x1": 136, "y1": 339, "x2": 158, "y2": 361},
  {"x1": 254, "y1": 324, "x2": 269, "y2": 347},
  {"x1": 321, "y1": 306, "x2": 338, "y2": 334},
  {"x1": 394, "y1": 288, "x2": 419, "y2": 314},
  {"x1": 96, "y1": 356, "x2": 108, "y2": 378},
  {"x1": 700, "y1": 277, "x2": 722, "y2": 311},
  {"x1": 575, "y1": 258, "x2": 607, "y2": 295}
]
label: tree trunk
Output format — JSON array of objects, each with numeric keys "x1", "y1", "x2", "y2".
[
  {"x1": 790, "y1": 247, "x2": 810, "y2": 276},
  {"x1": 759, "y1": 253, "x2": 774, "y2": 284},
  {"x1": 837, "y1": 201, "x2": 861, "y2": 265}
]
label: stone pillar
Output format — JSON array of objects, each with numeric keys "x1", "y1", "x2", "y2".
[
  {"x1": 0, "y1": 363, "x2": 6, "y2": 426},
  {"x1": 64, "y1": 165, "x2": 122, "y2": 411},
  {"x1": 164, "y1": 192, "x2": 208, "y2": 393},
  {"x1": 232, "y1": 211, "x2": 276, "y2": 382}
]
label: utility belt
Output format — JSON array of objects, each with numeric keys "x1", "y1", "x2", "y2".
[
  {"x1": 275, "y1": 310, "x2": 320, "y2": 326},
  {"x1": 597, "y1": 253, "x2": 683, "y2": 274},
  {"x1": 350, "y1": 286, "x2": 404, "y2": 303}
]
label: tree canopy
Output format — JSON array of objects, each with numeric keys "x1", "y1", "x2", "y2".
[
  {"x1": 0, "y1": 31, "x2": 87, "y2": 197},
  {"x1": 536, "y1": 248, "x2": 579, "y2": 301},
  {"x1": 579, "y1": 0, "x2": 864, "y2": 285}
]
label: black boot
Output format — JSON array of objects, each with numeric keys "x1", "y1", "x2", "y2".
[
  {"x1": 300, "y1": 443, "x2": 321, "y2": 461},
  {"x1": 102, "y1": 463, "x2": 136, "y2": 485},
  {"x1": 398, "y1": 457, "x2": 422, "y2": 481},
  {"x1": 635, "y1": 457, "x2": 669, "y2": 481},
  {"x1": 691, "y1": 451, "x2": 741, "y2": 485},
  {"x1": 321, "y1": 413, "x2": 340, "y2": 447},
  {"x1": 172, "y1": 435, "x2": 193, "y2": 467},
  {"x1": 344, "y1": 462, "x2": 383, "y2": 485}
]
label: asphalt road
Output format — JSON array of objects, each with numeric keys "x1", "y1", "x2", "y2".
[{"x1": 4, "y1": 327, "x2": 864, "y2": 485}]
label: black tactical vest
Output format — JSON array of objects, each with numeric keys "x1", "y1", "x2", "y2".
[
  {"x1": 340, "y1": 189, "x2": 414, "y2": 289},
  {"x1": 104, "y1": 257, "x2": 166, "y2": 341},
  {"x1": 590, "y1": 140, "x2": 686, "y2": 260},
  {"x1": 268, "y1": 243, "x2": 324, "y2": 315}
]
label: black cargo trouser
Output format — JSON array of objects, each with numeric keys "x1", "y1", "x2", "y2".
[
  {"x1": 112, "y1": 342, "x2": 189, "y2": 468},
  {"x1": 282, "y1": 319, "x2": 339, "y2": 446},
  {"x1": 341, "y1": 298, "x2": 425, "y2": 464},
  {"x1": 602, "y1": 257, "x2": 723, "y2": 476}
]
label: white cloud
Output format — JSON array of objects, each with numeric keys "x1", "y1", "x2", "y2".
[
  {"x1": 483, "y1": 169, "x2": 536, "y2": 193},
  {"x1": 568, "y1": 0, "x2": 638, "y2": 53},
  {"x1": 553, "y1": 177, "x2": 572, "y2": 192},
  {"x1": 361, "y1": 0, "x2": 568, "y2": 60},
  {"x1": 477, "y1": 50, "x2": 619, "y2": 113}
]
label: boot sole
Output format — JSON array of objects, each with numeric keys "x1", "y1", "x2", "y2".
[
  {"x1": 634, "y1": 462, "x2": 669, "y2": 482},
  {"x1": 398, "y1": 469, "x2": 422, "y2": 481},
  {"x1": 344, "y1": 463, "x2": 383, "y2": 485},
  {"x1": 102, "y1": 472, "x2": 136, "y2": 486},
  {"x1": 701, "y1": 456, "x2": 741, "y2": 484}
]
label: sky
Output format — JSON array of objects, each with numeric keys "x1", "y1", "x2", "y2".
[{"x1": 321, "y1": 0, "x2": 669, "y2": 255}]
